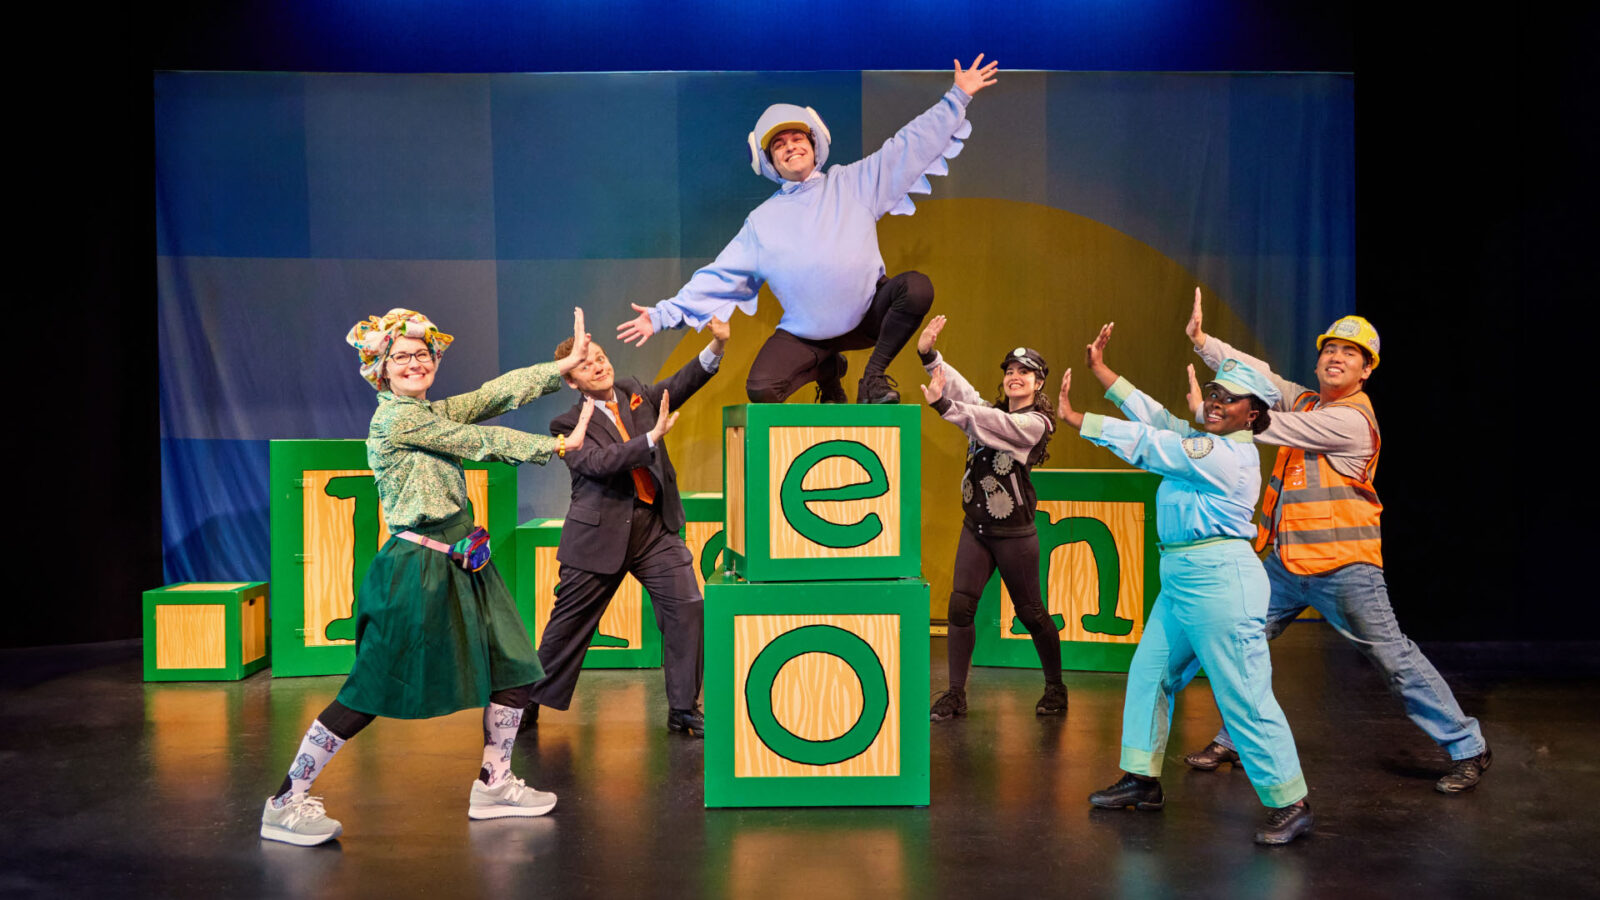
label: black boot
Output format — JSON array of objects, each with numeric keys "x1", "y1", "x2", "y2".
[
  {"x1": 814, "y1": 353, "x2": 848, "y2": 403},
  {"x1": 1088, "y1": 773, "x2": 1163, "y2": 811}
]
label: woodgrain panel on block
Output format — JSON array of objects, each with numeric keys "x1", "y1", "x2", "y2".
[
  {"x1": 168, "y1": 582, "x2": 250, "y2": 591},
  {"x1": 155, "y1": 605, "x2": 226, "y2": 669},
  {"x1": 732, "y1": 613, "x2": 900, "y2": 778},
  {"x1": 531, "y1": 546, "x2": 644, "y2": 649},
  {"x1": 241, "y1": 594, "x2": 267, "y2": 664},
  {"x1": 725, "y1": 427, "x2": 746, "y2": 555},
  {"x1": 767, "y1": 427, "x2": 900, "y2": 560},
  {"x1": 998, "y1": 500, "x2": 1146, "y2": 644},
  {"x1": 685, "y1": 521, "x2": 724, "y2": 594}
]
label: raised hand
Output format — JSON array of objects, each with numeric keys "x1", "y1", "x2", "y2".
[
  {"x1": 920, "y1": 365, "x2": 947, "y2": 405},
  {"x1": 566, "y1": 397, "x2": 597, "y2": 452},
  {"x1": 617, "y1": 303, "x2": 656, "y2": 347},
  {"x1": 1185, "y1": 364, "x2": 1203, "y2": 418},
  {"x1": 558, "y1": 307, "x2": 592, "y2": 375},
  {"x1": 1087, "y1": 322, "x2": 1114, "y2": 369},
  {"x1": 708, "y1": 316, "x2": 732, "y2": 344},
  {"x1": 648, "y1": 390, "x2": 680, "y2": 442},
  {"x1": 917, "y1": 314, "x2": 947, "y2": 355},
  {"x1": 1186, "y1": 287, "x2": 1208, "y2": 349},
  {"x1": 1056, "y1": 369, "x2": 1084, "y2": 429},
  {"x1": 953, "y1": 54, "x2": 1000, "y2": 96}
]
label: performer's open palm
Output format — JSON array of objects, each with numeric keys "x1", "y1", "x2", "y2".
[
  {"x1": 918, "y1": 315, "x2": 947, "y2": 355},
  {"x1": 565, "y1": 398, "x2": 597, "y2": 452},
  {"x1": 954, "y1": 55, "x2": 1000, "y2": 96}
]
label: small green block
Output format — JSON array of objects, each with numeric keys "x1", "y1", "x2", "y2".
[
  {"x1": 142, "y1": 581, "x2": 270, "y2": 682},
  {"x1": 514, "y1": 518, "x2": 661, "y2": 668}
]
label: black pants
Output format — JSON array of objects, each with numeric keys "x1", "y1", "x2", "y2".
[
  {"x1": 528, "y1": 502, "x2": 705, "y2": 711},
  {"x1": 946, "y1": 525, "x2": 1063, "y2": 687},
  {"x1": 746, "y1": 270, "x2": 934, "y2": 402}
]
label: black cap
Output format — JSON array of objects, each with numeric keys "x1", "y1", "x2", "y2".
[{"x1": 1000, "y1": 346, "x2": 1048, "y2": 376}]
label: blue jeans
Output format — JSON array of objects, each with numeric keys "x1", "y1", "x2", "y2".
[
  {"x1": 1122, "y1": 539, "x2": 1307, "y2": 807},
  {"x1": 1214, "y1": 553, "x2": 1485, "y2": 760}
]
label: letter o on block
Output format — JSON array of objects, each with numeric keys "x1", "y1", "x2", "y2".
[{"x1": 744, "y1": 625, "x2": 889, "y2": 766}]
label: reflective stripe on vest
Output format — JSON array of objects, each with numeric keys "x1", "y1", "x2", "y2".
[{"x1": 1253, "y1": 390, "x2": 1384, "y2": 574}]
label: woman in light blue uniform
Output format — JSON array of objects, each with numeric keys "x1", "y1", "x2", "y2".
[{"x1": 1055, "y1": 323, "x2": 1313, "y2": 846}]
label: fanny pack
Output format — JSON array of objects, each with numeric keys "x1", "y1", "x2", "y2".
[{"x1": 398, "y1": 526, "x2": 492, "y2": 572}]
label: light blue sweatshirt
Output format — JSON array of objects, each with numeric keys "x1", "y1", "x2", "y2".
[{"x1": 647, "y1": 87, "x2": 974, "y2": 341}]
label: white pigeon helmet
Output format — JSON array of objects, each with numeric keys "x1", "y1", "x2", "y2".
[{"x1": 747, "y1": 103, "x2": 832, "y2": 183}]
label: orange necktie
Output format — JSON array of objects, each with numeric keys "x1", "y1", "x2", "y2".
[{"x1": 605, "y1": 399, "x2": 658, "y2": 505}]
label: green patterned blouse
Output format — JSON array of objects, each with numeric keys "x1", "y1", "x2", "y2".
[{"x1": 367, "y1": 362, "x2": 564, "y2": 532}]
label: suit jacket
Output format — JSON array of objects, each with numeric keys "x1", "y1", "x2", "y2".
[{"x1": 549, "y1": 356, "x2": 716, "y2": 575}]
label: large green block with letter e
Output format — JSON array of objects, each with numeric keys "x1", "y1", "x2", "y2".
[
  {"x1": 973, "y1": 469, "x2": 1162, "y2": 673},
  {"x1": 721, "y1": 404, "x2": 920, "y2": 583},
  {"x1": 268, "y1": 439, "x2": 519, "y2": 677},
  {"x1": 704, "y1": 573, "x2": 930, "y2": 808}
]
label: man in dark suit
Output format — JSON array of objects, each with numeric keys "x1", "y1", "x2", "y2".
[{"x1": 529, "y1": 318, "x2": 730, "y2": 736}]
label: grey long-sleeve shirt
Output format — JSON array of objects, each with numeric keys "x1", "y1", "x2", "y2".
[
  {"x1": 1196, "y1": 336, "x2": 1375, "y2": 480},
  {"x1": 923, "y1": 351, "x2": 1050, "y2": 457}
]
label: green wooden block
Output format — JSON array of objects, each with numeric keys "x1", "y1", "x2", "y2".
[
  {"x1": 704, "y1": 574, "x2": 930, "y2": 808},
  {"x1": 972, "y1": 468, "x2": 1162, "y2": 673},
  {"x1": 681, "y1": 491, "x2": 730, "y2": 585},
  {"x1": 721, "y1": 404, "x2": 921, "y2": 583},
  {"x1": 514, "y1": 518, "x2": 661, "y2": 668},
  {"x1": 142, "y1": 581, "x2": 270, "y2": 681},
  {"x1": 268, "y1": 439, "x2": 519, "y2": 677}
]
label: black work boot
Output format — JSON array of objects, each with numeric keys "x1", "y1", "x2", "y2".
[
  {"x1": 1436, "y1": 745, "x2": 1492, "y2": 793},
  {"x1": 1035, "y1": 682, "x2": 1068, "y2": 716},
  {"x1": 1088, "y1": 773, "x2": 1164, "y2": 811}
]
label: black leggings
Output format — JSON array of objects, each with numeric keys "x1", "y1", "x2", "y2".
[
  {"x1": 946, "y1": 526, "x2": 1062, "y2": 689},
  {"x1": 314, "y1": 683, "x2": 537, "y2": 741}
]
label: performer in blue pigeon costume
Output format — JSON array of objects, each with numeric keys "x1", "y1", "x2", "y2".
[{"x1": 616, "y1": 55, "x2": 1000, "y2": 404}]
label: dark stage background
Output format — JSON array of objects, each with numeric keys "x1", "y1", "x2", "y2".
[{"x1": 17, "y1": 1, "x2": 1589, "y2": 648}]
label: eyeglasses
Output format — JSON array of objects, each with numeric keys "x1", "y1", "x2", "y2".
[{"x1": 388, "y1": 350, "x2": 434, "y2": 366}]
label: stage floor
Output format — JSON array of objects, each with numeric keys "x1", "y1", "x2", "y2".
[{"x1": 2, "y1": 626, "x2": 1597, "y2": 899}]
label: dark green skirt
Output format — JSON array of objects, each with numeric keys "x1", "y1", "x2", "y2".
[{"x1": 336, "y1": 510, "x2": 544, "y2": 719}]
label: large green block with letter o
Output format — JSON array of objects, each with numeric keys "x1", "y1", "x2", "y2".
[
  {"x1": 267, "y1": 439, "x2": 519, "y2": 677},
  {"x1": 704, "y1": 573, "x2": 930, "y2": 807},
  {"x1": 972, "y1": 468, "x2": 1162, "y2": 673},
  {"x1": 721, "y1": 404, "x2": 921, "y2": 583}
]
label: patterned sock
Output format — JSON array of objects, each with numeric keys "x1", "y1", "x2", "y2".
[
  {"x1": 479, "y1": 702, "x2": 523, "y2": 787},
  {"x1": 272, "y1": 719, "x2": 347, "y2": 807}
]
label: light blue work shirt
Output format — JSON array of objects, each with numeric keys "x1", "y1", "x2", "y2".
[{"x1": 1079, "y1": 377, "x2": 1260, "y2": 545}]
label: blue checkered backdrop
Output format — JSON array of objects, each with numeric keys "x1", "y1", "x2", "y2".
[{"x1": 156, "y1": 70, "x2": 1353, "y2": 586}]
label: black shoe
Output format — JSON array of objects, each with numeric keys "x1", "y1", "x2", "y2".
[
  {"x1": 1254, "y1": 801, "x2": 1313, "y2": 845},
  {"x1": 1088, "y1": 773, "x2": 1164, "y2": 811},
  {"x1": 1436, "y1": 745, "x2": 1492, "y2": 793},
  {"x1": 930, "y1": 688, "x2": 967, "y2": 721},
  {"x1": 667, "y1": 706, "x2": 705, "y2": 738},
  {"x1": 1184, "y1": 740, "x2": 1241, "y2": 771},
  {"x1": 856, "y1": 372, "x2": 900, "y2": 404},
  {"x1": 1035, "y1": 682, "x2": 1068, "y2": 716},
  {"x1": 518, "y1": 702, "x2": 539, "y2": 734},
  {"x1": 814, "y1": 354, "x2": 849, "y2": 404}
]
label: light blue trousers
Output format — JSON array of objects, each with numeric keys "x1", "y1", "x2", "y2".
[
  {"x1": 1214, "y1": 553, "x2": 1485, "y2": 760},
  {"x1": 1120, "y1": 539, "x2": 1308, "y2": 807}
]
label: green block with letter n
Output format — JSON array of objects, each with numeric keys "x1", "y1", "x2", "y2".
[
  {"x1": 721, "y1": 404, "x2": 920, "y2": 582},
  {"x1": 514, "y1": 518, "x2": 661, "y2": 668},
  {"x1": 268, "y1": 439, "x2": 519, "y2": 677},
  {"x1": 704, "y1": 573, "x2": 930, "y2": 807},
  {"x1": 972, "y1": 469, "x2": 1161, "y2": 673}
]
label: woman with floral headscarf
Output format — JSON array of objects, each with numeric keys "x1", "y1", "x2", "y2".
[{"x1": 260, "y1": 307, "x2": 596, "y2": 847}]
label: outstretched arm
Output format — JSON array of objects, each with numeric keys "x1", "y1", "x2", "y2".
[{"x1": 618, "y1": 222, "x2": 764, "y2": 347}]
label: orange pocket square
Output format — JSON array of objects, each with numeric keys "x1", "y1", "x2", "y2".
[{"x1": 629, "y1": 393, "x2": 644, "y2": 410}]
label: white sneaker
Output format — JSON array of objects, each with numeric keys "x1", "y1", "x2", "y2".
[
  {"x1": 468, "y1": 774, "x2": 557, "y2": 819},
  {"x1": 260, "y1": 794, "x2": 343, "y2": 846}
]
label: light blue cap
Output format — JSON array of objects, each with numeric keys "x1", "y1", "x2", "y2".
[{"x1": 1207, "y1": 358, "x2": 1281, "y2": 407}]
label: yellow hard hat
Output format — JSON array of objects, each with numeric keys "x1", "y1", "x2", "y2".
[{"x1": 1316, "y1": 315, "x2": 1380, "y2": 369}]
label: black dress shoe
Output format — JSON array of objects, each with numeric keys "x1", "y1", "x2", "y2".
[
  {"x1": 1436, "y1": 745, "x2": 1492, "y2": 793},
  {"x1": 1184, "y1": 740, "x2": 1241, "y2": 771},
  {"x1": 856, "y1": 372, "x2": 901, "y2": 404},
  {"x1": 667, "y1": 706, "x2": 705, "y2": 738},
  {"x1": 1254, "y1": 801, "x2": 1313, "y2": 845},
  {"x1": 1088, "y1": 773, "x2": 1164, "y2": 811}
]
